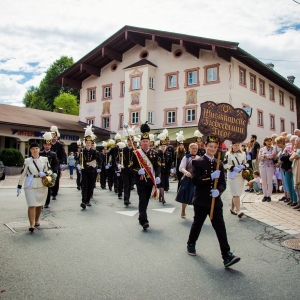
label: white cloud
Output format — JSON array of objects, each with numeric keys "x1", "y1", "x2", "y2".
[{"x1": 0, "y1": 0, "x2": 299, "y2": 105}]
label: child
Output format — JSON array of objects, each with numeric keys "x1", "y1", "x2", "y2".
[{"x1": 245, "y1": 171, "x2": 262, "y2": 194}]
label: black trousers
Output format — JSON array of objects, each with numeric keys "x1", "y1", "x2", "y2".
[
  {"x1": 113, "y1": 172, "x2": 119, "y2": 192},
  {"x1": 81, "y1": 171, "x2": 95, "y2": 203},
  {"x1": 122, "y1": 171, "x2": 134, "y2": 202},
  {"x1": 51, "y1": 170, "x2": 60, "y2": 197},
  {"x1": 76, "y1": 168, "x2": 81, "y2": 189},
  {"x1": 106, "y1": 169, "x2": 114, "y2": 190},
  {"x1": 115, "y1": 174, "x2": 123, "y2": 197},
  {"x1": 188, "y1": 205, "x2": 230, "y2": 259},
  {"x1": 100, "y1": 168, "x2": 107, "y2": 188},
  {"x1": 45, "y1": 188, "x2": 51, "y2": 206},
  {"x1": 136, "y1": 184, "x2": 153, "y2": 225}
]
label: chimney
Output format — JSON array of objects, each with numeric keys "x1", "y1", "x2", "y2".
[
  {"x1": 287, "y1": 76, "x2": 295, "y2": 84},
  {"x1": 266, "y1": 62, "x2": 274, "y2": 69},
  {"x1": 57, "y1": 107, "x2": 63, "y2": 113}
]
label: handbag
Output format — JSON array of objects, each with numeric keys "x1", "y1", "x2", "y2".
[
  {"x1": 234, "y1": 156, "x2": 251, "y2": 180},
  {"x1": 32, "y1": 159, "x2": 55, "y2": 187}
]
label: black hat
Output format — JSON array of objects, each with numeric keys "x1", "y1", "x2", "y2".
[
  {"x1": 195, "y1": 136, "x2": 202, "y2": 143},
  {"x1": 30, "y1": 142, "x2": 40, "y2": 149},
  {"x1": 140, "y1": 122, "x2": 150, "y2": 140},
  {"x1": 205, "y1": 136, "x2": 219, "y2": 145}
]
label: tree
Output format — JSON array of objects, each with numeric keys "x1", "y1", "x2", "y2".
[
  {"x1": 53, "y1": 92, "x2": 79, "y2": 115},
  {"x1": 22, "y1": 56, "x2": 80, "y2": 112},
  {"x1": 39, "y1": 56, "x2": 79, "y2": 109}
]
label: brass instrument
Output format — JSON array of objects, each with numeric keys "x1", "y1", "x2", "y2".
[
  {"x1": 80, "y1": 151, "x2": 84, "y2": 169},
  {"x1": 120, "y1": 150, "x2": 124, "y2": 169}
]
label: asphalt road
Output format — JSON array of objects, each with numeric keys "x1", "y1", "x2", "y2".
[{"x1": 0, "y1": 183, "x2": 299, "y2": 300}]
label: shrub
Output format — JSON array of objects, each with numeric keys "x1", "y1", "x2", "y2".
[{"x1": 0, "y1": 148, "x2": 24, "y2": 167}]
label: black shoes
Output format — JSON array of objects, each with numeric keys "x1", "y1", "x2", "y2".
[
  {"x1": 279, "y1": 196, "x2": 286, "y2": 201},
  {"x1": 77, "y1": 187, "x2": 81, "y2": 190},
  {"x1": 262, "y1": 197, "x2": 268, "y2": 202},
  {"x1": 118, "y1": 196, "x2": 122, "y2": 199},
  {"x1": 44, "y1": 205, "x2": 49, "y2": 208},
  {"x1": 142, "y1": 223, "x2": 149, "y2": 230},
  {"x1": 187, "y1": 243, "x2": 196, "y2": 256},
  {"x1": 52, "y1": 196, "x2": 56, "y2": 200},
  {"x1": 29, "y1": 228, "x2": 35, "y2": 233},
  {"x1": 230, "y1": 209, "x2": 237, "y2": 215},
  {"x1": 223, "y1": 252, "x2": 240, "y2": 268},
  {"x1": 267, "y1": 197, "x2": 271, "y2": 202},
  {"x1": 124, "y1": 201, "x2": 129, "y2": 206},
  {"x1": 162, "y1": 199, "x2": 166, "y2": 205},
  {"x1": 284, "y1": 198, "x2": 291, "y2": 203},
  {"x1": 80, "y1": 202, "x2": 86, "y2": 209},
  {"x1": 238, "y1": 212, "x2": 244, "y2": 218},
  {"x1": 86, "y1": 202, "x2": 92, "y2": 206}
]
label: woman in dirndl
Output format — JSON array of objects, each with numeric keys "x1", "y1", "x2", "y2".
[
  {"x1": 176, "y1": 143, "x2": 199, "y2": 218},
  {"x1": 16, "y1": 143, "x2": 52, "y2": 233},
  {"x1": 224, "y1": 142, "x2": 248, "y2": 218}
]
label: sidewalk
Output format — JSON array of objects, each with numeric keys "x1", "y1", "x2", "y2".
[{"x1": 241, "y1": 191, "x2": 300, "y2": 235}]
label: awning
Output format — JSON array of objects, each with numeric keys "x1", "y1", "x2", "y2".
[{"x1": 148, "y1": 126, "x2": 198, "y2": 142}]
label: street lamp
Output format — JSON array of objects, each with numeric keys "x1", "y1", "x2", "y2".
[{"x1": 154, "y1": 130, "x2": 161, "y2": 141}]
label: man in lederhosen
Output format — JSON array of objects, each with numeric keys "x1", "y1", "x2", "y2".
[
  {"x1": 40, "y1": 132, "x2": 58, "y2": 209},
  {"x1": 100, "y1": 143, "x2": 108, "y2": 189},
  {"x1": 74, "y1": 139, "x2": 82, "y2": 190},
  {"x1": 77, "y1": 125, "x2": 97, "y2": 209},
  {"x1": 50, "y1": 126, "x2": 66, "y2": 200},
  {"x1": 132, "y1": 122, "x2": 161, "y2": 230},
  {"x1": 186, "y1": 136, "x2": 241, "y2": 268},
  {"x1": 121, "y1": 135, "x2": 135, "y2": 206}
]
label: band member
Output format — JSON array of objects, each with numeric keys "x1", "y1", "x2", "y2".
[
  {"x1": 194, "y1": 130, "x2": 206, "y2": 157},
  {"x1": 50, "y1": 126, "x2": 66, "y2": 200},
  {"x1": 132, "y1": 122, "x2": 161, "y2": 230},
  {"x1": 106, "y1": 140, "x2": 116, "y2": 191},
  {"x1": 100, "y1": 142, "x2": 108, "y2": 189},
  {"x1": 39, "y1": 132, "x2": 58, "y2": 208},
  {"x1": 157, "y1": 132, "x2": 172, "y2": 204},
  {"x1": 115, "y1": 138, "x2": 126, "y2": 200},
  {"x1": 90, "y1": 138, "x2": 101, "y2": 199},
  {"x1": 149, "y1": 134, "x2": 155, "y2": 150},
  {"x1": 77, "y1": 125, "x2": 97, "y2": 209},
  {"x1": 165, "y1": 134, "x2": 174, "y2": 192},
  {"x1": 186, "y1": 136, "x2": 241, "y2": 268},
  {"x1": 74, "y1": 140, "x2": 82, "y2": 190},
  {"x1": 121, "y1": 135, "x2": 135, "y2": 206},
  {"x1": 174, "y1": 132, "x2": 186, "y2": 191}
]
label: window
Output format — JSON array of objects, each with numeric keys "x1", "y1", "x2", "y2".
[
  {"x1": 257, "y1": 110, "x2": 263, "y2": 127},
  {"x1": 86, "y1": 87, "x2": 96, "y2": 102},
  {"x1": 149, "y1": 77, "x2": 155, "y2": 90},
  {"x1": 165, "y1": 72, "x2": 179, "y2": 91},
  {"x1": 119, "y1": 114, "x2": 124, "y2": 129},
  {"x1": 184, "y1": 68, "x2": 200, "y2": 88},
  {"x1": 104, "y1": 86, "x2": 111, "y2": 98},
  {"x1": 203, "y1": 64, "x2": 220, "y2": 85},
  {"x1": 291, "y1": 122, "x2": 295, "y2": 134},
  {"x1": 167, "y1": 111, "x2": 176, "y2": 124},
  {"x1": 102, "y1": 84, "x2": 112, "y2": 100},
  {"x1": 250, "y1": 73, "x2": 256, "y2": 91},
  {"x1": 186, "y1": 109, "x2": 195, "y2": 122},
  {"x1": 239, "y1": 66, "x2": 246, "y2": 86},
  {"x1": 280, "y1": 118, "x2": 285, "y2": 132},
  {"x1": 148, "y1": 111, "x2": 153, "y2": 124},
  {"x1": 89, "y1": 90, "x2": 95, "y2": 100},
  {"x1": 270, "y1": 115, "x2": 275, "y2": 130},
  {"x1": 132, "y1": 77, "x2": 140, "y2": 90},
  {"x1": 168, "y1": 75, "x2": 177, "y2": 88},
  {"x1": 86, "y1": 118, "x2": 94, "y2": 125},
  {"x1": 103, "y1": 117, "x2": 109, "y2": 129},
  {"x1": 259, "y1": 79, "x2": 265, "y2": 96},
  {"x1": 188, "y1": 71, "x2": 197, "y2": 85},
  {"x1": 279, "y1": 91, "x2": 284, "y2": 106},
  {"x1": 269, "y1": 85, "x2": 274, "y2": 101},
  {"x1": 131, "y1": 112, "x2": 139, "y2": 124},
  {"x1": 290, "y1": 97, "x2": 294, "y2": 111},
  {"x1": 120, "y1": 81, "x2": 125, "y2": 97}
]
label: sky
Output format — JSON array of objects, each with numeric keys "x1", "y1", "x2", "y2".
[{"x1": 0, "y1": 0, "x2": 300, "y2": 106}]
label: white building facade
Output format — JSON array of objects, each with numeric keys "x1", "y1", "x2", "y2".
[{"x1": 53, "y1": 26, "x2": 300, "y2": 143}]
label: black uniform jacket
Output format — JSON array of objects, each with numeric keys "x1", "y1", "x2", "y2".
[
  {"x1": 81, "y1": 148, "x2": 97, "y2": 173},
  {"x1": 39, "y1": 149, "x2": 58, "y2": 174},
  {"x1": 166, "y1": 145, "x2": 175, "y2": 166},
  {"x1": 157, "y1": 150, "x2": 172, "y2": 173},
  {"x1": 50, "y1": 141, "x2": 66, "y2": 164},
  {"x1": 191, "y1": 156, "x2": 226, "y2": 207},
  {"x1": 100, "y1": 152, "x2": 108, "y2": 169},
  {"x1": 121, "y1": 146, "x2": 135, "y2": 174},
  {"x1": 132, "y1": 149, "x2": 161, "y2": 186}
]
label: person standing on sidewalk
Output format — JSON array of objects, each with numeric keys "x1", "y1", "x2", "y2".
[
  {"x1": 258, "y1": 137, "x2": 277, "y2": 202},
  {"x1": 67, "y1": 152, "x2": 76, "y2": 179},
  {"x1": 186, "y1": 136, "x2": 241, "y2": 268},
  {"x1": 223, "y1": 142, "x2": 248, "y2": 217},
  {"x1": 250, "y1": 134, "x2": 260, "y2": 171},
  {"x1": 290, "y1": 136, "x2": 300, "y2": 210},
  {"x1": 39, "y1": 132, "x2": 58, "y2": 209}
]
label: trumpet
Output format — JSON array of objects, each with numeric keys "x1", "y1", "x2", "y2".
[
  {"x1": 80, "y1": 151, "x2": 84, "y2": 169},
  {"x1": 120, "y1": 150, "x2": 124, "y2": 169}
]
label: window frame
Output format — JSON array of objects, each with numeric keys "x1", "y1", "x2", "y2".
[
  {"x1": 279, "y1": 90, "x2": 284, "y2": 106},
  {"x1": 238, "y1": 66, "x2": 247, "y2": 87},
  {"x1": 86, "y1": 117, "x2": 95, "y2": 126},
  {"x1": 86, "y1": 87, "x2": 97, "y2": 103},
  {"x1": 131, "y1": 76, "x2": 141, "y2": 90},
  {"x1": 129, "y1": 73, "x2": 143, "y2": 92},
  {"x1": 280, "y1": 118, "x2": 285, "y2": 132},
  {"x1": 103, "y1": 117, "x2": 109, "y2": 129},
  {"x1": 165, "y1": 71, "x2": 179, "y2": 91},
  {"x1": 203, "y1": 63, "x2": 220, "y2": 85},
  {"x1": 120, "y1": 81, "x2": 125, "y2": 98},
  {"x1": 259, "y1": 79, "x2": 265, "y2": 97},
  {"x1": 249, "y1": 73, "x2": 256, "y2": 92},
  {"x1": 101, "y1": 84, "x2": 113, "y2": 101},
  {"x1": 148, "y1": 111, "x2": 153, "y2": 124},
  {"x1": 186, "y1": 108, "x2": 196, "y2": 123},
  {"x1": 291, "y1": 122, "x2": 295, "y2": 134},
  {"x1": 184, "y1": 67, "x2": 200, "y2": 88},
  {"x1": 290, "y1": 97, "x2": 294, "y2": 111},
  {"x1": 163, "y1": 107, "x2": 178, "y2": 127},
  {"x1": 269, "y1": 84, "x2": 275, "y2": 102},
  {"x1": 257, "y1": 109, "x2": 264, "y2": 128},
  {"x1": 131, "y1": 111, "x2": 139, "y2": 125},
  {"x1": 167, "y1": 111, "x2": 176, "y2": 124},
  {"x1": 149, "y1": 77, "x2": 155, "y2": 90},
  {"x1": 270, "y1": 114, "x2": 275, "y2": 131}
]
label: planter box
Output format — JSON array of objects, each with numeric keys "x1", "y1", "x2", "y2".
[{"x1": 5, "y1": 167, "x2": 23, "y2": 175}]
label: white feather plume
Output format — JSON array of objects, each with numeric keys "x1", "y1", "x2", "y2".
[
  {"x1": 50, "y1": 126, "x2": 58, "y2": 133},
  {"x1": 43, "y1": 132, "x2": 53, "y2": 140},
  {"x1": 149, "y1": 134, "x2": 155, "y2": 141},
  {"x1": 115, "y1": 133, "x2": 121, "y2": 140},
  {"x1": 84, "y1": 124, "x2": 93, "y2": 137},
  {"x1": 127, "y1": 127, "x2": 135, "y2": 136},
  {"x1": 155, "y1": 140, "x2": 160, "y2": 146},
  {"x1": 109, "y1": 139, "x2": 116, "y2": 145},
  {"x1": 176, "y1": 131, "x2": 185, "y2": 142},
  {"x1": 134, "y1": 136, "x2": 140, "y2": 142},
  {"x1": 77, "y1": 139, "x2": 82, "y2": 146},
  {"x1": 117, "y1": 142, "x2": 126, "y2": 149},
  {"x1": 163, "y1": 128, "x2": 169, "y2": 136},
  {"x1": 157, "y1": 132, "x2": 167, "y2": 141},
  {"x1": 91, "y1": 133, "x2": 97, "y2": 140},
  {"x1": 194, "y1": 130, "x2": 202, "y2": 137},
  {"x1": 102, "y1": 141, "x2": 107, "y2": 147}
]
